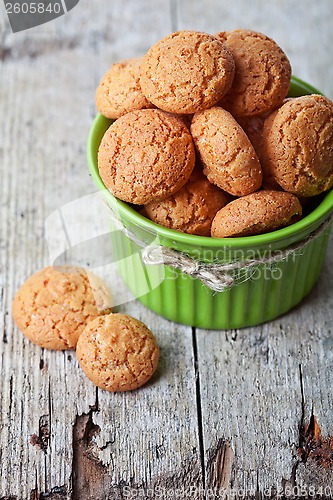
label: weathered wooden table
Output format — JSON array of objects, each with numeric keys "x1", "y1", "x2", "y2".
[{"x1": 1, "y1": 1, "x2": 333, "y2": 498}]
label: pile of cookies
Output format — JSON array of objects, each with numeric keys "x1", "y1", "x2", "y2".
[
  {"x1": 97, "y1": 29, "x2": 333, "y2": 237},
  {"x1": 12, "y1": 266, "x2": 159, "y2": 392}
]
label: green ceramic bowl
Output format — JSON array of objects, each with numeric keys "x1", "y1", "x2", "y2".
[{"x1": 87, "y1": 76, "x2": 333, "y2": 329}]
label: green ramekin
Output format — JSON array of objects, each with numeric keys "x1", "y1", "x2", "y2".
[{"x1": 87, "y1": 76, "x2": 333, "y2": 329}]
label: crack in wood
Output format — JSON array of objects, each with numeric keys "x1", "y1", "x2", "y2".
[
  {"x1": 8, "y1": 375, "x2": 13, "y2": 416},
  {"x1": 30, "y1": 415, "x2": 50, "y2": 454},
  {"x1": 206, "y1": 438, "x2": 234, "y2": 492},
  {"x1": 68, "y1": 391, "x2": 237, "y2": 500},
  {"x1": 297, "y1": 364, "x2": 333, "y2": 468},
  {"x1": 2, "y1": 302, "x2": 8, "y2": 343},
  {"x1": 71, "y1": 390, "x2": 110, "y2": 499},
  {"x1": 225, "y1": 331, "x2": 238, "y2": 345},
  {"x1": 192, "y1": 327, "x2": 206, "y2": 494},
  {"x1": 279, "y1": 363, "x2": 333, "y2": 499},
  {"x1": 288, "y1": 363, "x2": 307, "y2": 488},
  {"x1": 70, "y1": 388, "x2": 204, "y2": 499},
  {"x1": 281, "y1": 363, "x2": 306, "y2": 493},
  {"x1": 299, "y1": 363, "x2": 306, "y2": 453},
  {"x1": 298, "y1": 414, "x2": 333, "y2": 468},
  {"x1": 30, "y1": 485, "x2": 70, "y2": 500}
]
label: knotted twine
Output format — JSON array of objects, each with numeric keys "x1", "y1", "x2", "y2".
[{"x1": 107, "y1": 205, "x2": 333, "y2": 293}]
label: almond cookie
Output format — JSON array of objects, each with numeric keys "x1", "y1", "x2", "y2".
[
  {"x1": 216, "y1": 29, "x2": 291, "y2": 117},
  {"x1": 211, "y1": 191, "x2": 302, "y2": 238},
  {"x1": 98, "y1": 108, "x2": 195, "y2": 204},
  {"x1": 191, "y1": 106, "x2": 262, "y2": 196},
  {"x1": 144, "y1": 168, "x2": 230, "y2": 236},
  {"x1": 12, "y1": 266, "x2": 112, "y2": 350},
  {"x1": 96, "y1": 58, "x2": 154, "y2": 119},
  {"x1": 139, "y1": 30, "x2": 235, "y2": 114},
  {"x1": 237, "y1": 114, "x2": 267, "y2": 158},
  {"x1": 237, "y1": 112, "x2": 281, "y2": 190},
  {"x1": 261, "y1": 95, "x2": 333, "y2": 197},
  {"x1": 76, "y1": 314, "x2": 159, "y2": 392}
]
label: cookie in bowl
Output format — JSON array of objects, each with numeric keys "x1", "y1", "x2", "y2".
[
  {"x1": 98, "y1": 108, "x2": 195, "y2": 204},
  {"x1": 211, "y1": 190, "x2": 302, "y2": 238}
]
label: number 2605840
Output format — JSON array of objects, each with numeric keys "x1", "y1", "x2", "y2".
[{"x1": 5, "y1": 3, "x2": 62, "y2": 14}]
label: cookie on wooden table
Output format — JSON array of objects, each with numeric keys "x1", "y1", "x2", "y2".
[
  {"x1": 191, "y1": 106, "x2": 262, "y2": 196},
  {"x1": 215, "y1": 29, "x2": 291, "y2": 117},
  {"x1": 211, "y1": 191, "x2": 302, "y2": 238},
  {"x1": 12, "y1": 266, "x2": 112, "y2": 350},
  {"x1": 76, "y1": 314, "x2": 159, "y2": 392},
  {"x1": 96, "y1": 58, "x2": 153, "y2": 119},
  {"x1": 139, "y1": 30, "x2": 235, "y2": 114},
  {"x1": 98, "y1": 108, "x2": 195, "y2": 204}
]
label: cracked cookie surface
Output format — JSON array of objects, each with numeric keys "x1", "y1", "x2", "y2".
[
  {"x1": 216, "y1": 29, "x2": 291, "y2": 117},
  {"x1": 96, "y1": 58, "x2": 153, "y2": 119},
  {"x1": 76, "y1": 313, "x2": 159, "y2": 392},
  {"x1": 211, "y1": 190, "x2": 302, "y2": 238},
  {"x1": 12, "y1": 266, "x2": 112, "y2": 350},
  {"x1": 191, "y1": 106, "x2": 262, "y2": 196},
  {"x1": 144, "y1": 168, "x2": 230, "y2": 236},
  {"x1": 261, "y1": 95, "x2": 333, "y2": 196},
  {"x1": 139, "y1": 30, "x2": 235, "y2": 114},
  {"x1": 98, "y1": 108, "x2": 195, "y2": 204}
]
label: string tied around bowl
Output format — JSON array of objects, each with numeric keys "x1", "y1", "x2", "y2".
[{"x1": 106, "y1": 203, "x2": 333, "y2": 293}]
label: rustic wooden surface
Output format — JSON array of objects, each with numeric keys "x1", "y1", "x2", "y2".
[{"x1": 1, "y1": 0, "x2": 333, "y2": 498}]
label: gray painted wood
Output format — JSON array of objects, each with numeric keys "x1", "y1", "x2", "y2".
[{"x1": 0, "y1": 0, "x2": 332, "y2": 497}]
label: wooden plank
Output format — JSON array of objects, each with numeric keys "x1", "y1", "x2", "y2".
[
  {"x1": 196, "y1": 253, "x2": 333, "y2": 495},
  {"x1": 0, "y1": 1, "x2": 202, "y2": 497}
]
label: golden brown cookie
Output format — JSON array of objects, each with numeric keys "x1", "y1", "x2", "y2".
[
  {"x1": 12, "y1": 266, "x2": 112, "y2": 350},
  {"x1": 139, "y1": 30, "x2": 235, "y2": 114},
  {"x1": 144, "y1": 168, "x2": 230, "y2": 236},
  {"x1": 96, "y1": 58, "x2": 154, "y2": 119},
  {"x1": 215, "y1": 29, "x2": 291, "y2": 117},
  {"x1": 211, "y1": 190, "x2": 302, "y2": 238},
  {"x1": 237, "y1": 112, "x2": 281, "y2": 190},
  {"x1": 191, "y1": 106, "x2": 262, "y2": 196},
  {"x1": 237, "y1": 114, "x2": 267, "y2": 158},
  {"x1": 261, "y1": 95, "x2": 333, "y2": 197},
  {"x1": 98, "y1": 108, "x2": 195, "y2": 204},
  {"x1": 240, "y1": 98, "x2": 294, "y2": 189},
  {"x1": 76, "y1": 314, "x2": 159, "y2": 392},
  {"x1": 165, "y1": 112, "x2": 193, "y2": 129}
]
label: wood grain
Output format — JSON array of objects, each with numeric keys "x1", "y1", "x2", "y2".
[{"x1": 0, "y1": 0, "x2": 332, "y2": 498}]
